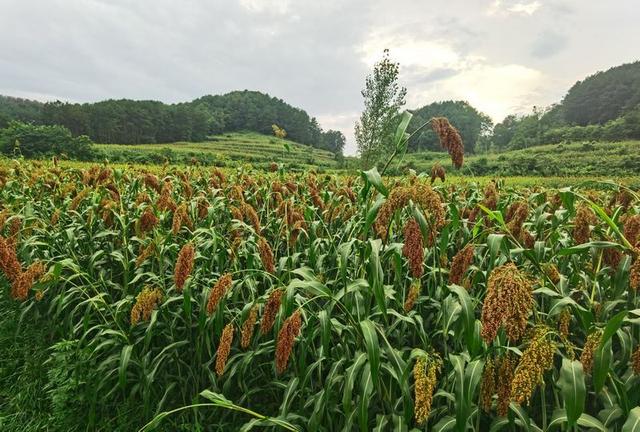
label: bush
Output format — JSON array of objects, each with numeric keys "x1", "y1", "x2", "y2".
[{"x1": 0, "y1": 121, "x2": 95, "y2": 160}]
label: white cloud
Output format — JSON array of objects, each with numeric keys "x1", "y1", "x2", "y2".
[
  {"x1": 489, "y1": 0, "x2": 542, "y2": 16},
  {"x1": 238, "y1": 0, "x2": 292, "y2": 14},
  {"x1": 360, "y1": 33, "x2": 462, "y2": 70},
  {"x1": 359, "y1": 30, "x2": 548, "y2": 122},
  {"x1": 418, "y1": 63, "x2": 547, "y2": 121}
]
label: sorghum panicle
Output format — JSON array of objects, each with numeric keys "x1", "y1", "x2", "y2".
[
  {"x1": 402, "y1": 218, "x2": 424, "y2": 278},
  {"x1": 135, "y1": 243, "x2": 156, "y2": 268},
  {"x1": 258, "y1": 237, "x2": 276, "y2": 274},
  {"x1": 174, "y1": 243, "x2": 195, "y2": 292},
  {"x1": 558, "y1": 308, "x2": 571, "y2": 339},
  {"x1": 632, "y1": 346, "x2": 640, "y2": 375},
  {"x1": 241, "y1": 202, "x2": 261, "y2": 233},
  {"x1": 480, "y1": 356, "x2": 496, "y2": 413},
  {"x1": 0, "y1": 236, "x2": 22, "y2": 282},
  {"x1": 215, "y1": 323, "x2": 234, "y2": 377},
  {"x1": 275, "y1": 309, "x2": 302, "y2": 374},
  {"x1": 139, "y1": 207, "x2": 158, "y2": 236},
  {"x1": 431, "y1": 117, "x2": 464, "y2": 169},
  {"x1": 413, "y1": 354, "x2": 441, "y2": 425},
  {"x1": 573, "y1": 205, "x2": 596, "y2": 244},
  {"x1": 11, "y1": 261, "x2": 46, "y2": 301},
  {"x1": 631, "y1": 254, "x2": 640, "y2": 291},
  {"x1": 580, "y1": 330, "x2": 603, "y2": 374},
  {"x1": 430, "y1": 163, "x2": 446, "y2": 184},
  {"x1": 496, "y1": 352, "x2": 516, "y2": 417},
  {"x1": 510, "y1": 326, "x2": 556, "y2": 405},
  {"x1": 260, "y1": 288, "x2": 283, "y2": 334},
  {"x1": 206, "y1": 273, "x2": 232, "y2": 315},
  {"x1": 241, "y1": 305, "x2": 259, "y2": 349},
  {"x1": 449, "y1": 244, "x2": 474, "y2": 285},
  {"x1": 481, "y1": 263, "x2": 533, "y2": 343},
  {"x1": 404, "y1": 281, "x2": 420, "y2": 312},
  {"x1": 130, "y1": 286, "x2": 163, "y2": 325},
  {"x1": 624, "y1": 214, "x2": 640, "y2": 248}
]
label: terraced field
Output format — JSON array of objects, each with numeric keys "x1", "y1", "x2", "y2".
[
  {"x1": 95, "y1": 132, "x2": 341, "y2": 170},
  {"x1": 401, "y1": 140, "x2": 640, "y2": 177}
]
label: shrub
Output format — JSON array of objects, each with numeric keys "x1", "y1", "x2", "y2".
[{"x1": 0, "y1": 121, "x2": 95, "y2": 160}]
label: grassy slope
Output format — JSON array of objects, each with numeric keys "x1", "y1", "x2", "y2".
[
  {"x1": 95, "y1": 132, "x2": 340, "y2": 170},
  {"x1": 93, "y1": 134, "x2": 639, "y2": 182},
  {"x1": 400, "y1": 140, "x2": 640, "y2": 177}
]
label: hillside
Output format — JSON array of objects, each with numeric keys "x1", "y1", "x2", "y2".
[
  {"x1": 562, "y1": 61, "x2": 640, "y2": 125},
  {"x1": 94, "y1": 132, "x2": 341, "y2": 170},
  {"x1": 400, "y1": 139, "x2": 640, "y2": 177},
  {"x1": 0, "y1": 90, "x2": 346, "y2": 154}
]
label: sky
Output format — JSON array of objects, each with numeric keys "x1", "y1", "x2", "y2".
[{"x1": 1, "y1": 0, "x2": 638, "y2": 155}]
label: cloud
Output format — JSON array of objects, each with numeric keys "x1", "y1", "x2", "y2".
[
  {"x1": 530, "y1": 31, "x2": 569, "y2": 59},
  {"x1": 489, "y1": 0, "x2": 542, "y2": 16},
  {"x1": 238, "y1": 0, "x2": 292, "y2": 14},
  {"x1": 360, "y1": 34, "x2": 462, "y2": 70},
  {"x1": 0, "y1": 0, "x2": 638, "y2": 157},
  {"x1": 422, "y1": 63, "x2": 547, "y2": 121}
]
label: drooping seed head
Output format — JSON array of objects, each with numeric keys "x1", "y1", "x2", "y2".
[
  {"x1": 275, "y1": 309, "x2": 302, "y2": 374},
  {"x1": 413, "y1": 353, "x2": 441, "y2": 425},
  {"x1": 402, "y1": 218, "x2": 424, "y2": 278},
  {"x1": 260, "y1": 288, "x2": 283, "y2": 334},
  {"x1": 0, "y1": 236, "x2": 22, "y2": 283},
  {"x1": 624, "y1": 215, "x2": 640, "y2": 248},
  {"x1": 174, "y1": 242, "x2": 195, "y2": 292},
  {"x1": 258, "y1": 237, "x2": 276, "y2": 274},
  {"x1": 496, "y1": 352, "x2": 516, "y2": 417},
  {"x1": 431, "y1": 117, "x2": 464, "y2": 169},
  {"x1": 632, "y1": 346, "x2": 640, "y2": 375},
  {"x1": 215, "y1": 323, "x2": 234, "y2": 377},
  {"x1": 130, "y1": 286, "x2": 163, "y2": 325},
  {"x1": 206, "y1": 273, "x2": 232, "y2": 316},
  {"x1": 480, "y1": 356, "x2": 496, "y2": 413},
  {"x1": 449, "y1": 244, "x2": 474, "y2": 286},
  {"x1": 241, "y1": 305, "x2": 259, "y2": 349},
  {"x1": 510, "y1": 326, "x2": 556, "y2": 405},
  {"x1": 11, "y1": 261, "x2": 46, "y2": 301},
  {"x1": 580, "y1": 329, "x2": 603, "y2": 374},
  {"x1": 404, "y1": 281, "x2": 420, "y2": 312},
  {"x1": 481, "y1": 263, "x2": 533, "y2": 343},
  {"x1": 573, "y1": 205, "x2": 596, "y2": 245}
]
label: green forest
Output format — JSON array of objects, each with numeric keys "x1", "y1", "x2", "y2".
[{"x1": 0, "y1": 91, "x2": 345, "y2": 154}]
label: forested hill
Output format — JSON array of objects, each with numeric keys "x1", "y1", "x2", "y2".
[
  {"x1": 0, "y1": 91, "x2": 345, "y2": 154},
  {"x1": 561, "y1": 61, "x2": 640, "y2": 125}
]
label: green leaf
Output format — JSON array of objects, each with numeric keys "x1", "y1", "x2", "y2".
[
  {"x1": 343, "y1": 352, "x2": 367, "y2": 414},
  {"x1": 448, "y1": 285, "x2": 477, "y2": 355},
  {"x1": 558, "y1": 359, "x2": 586, "y2": 428},
  {"x1": 119, "y1": 344, "x2": 133, "y2": 388},
  {"x1": 593, "y1": 310, "x2": 626, "y2": 393},
  {"x1": 558, "y1": 241, "x2": 622, "y2": 256},
  {"x1": 360, "y1": 320, "x2": 380, "y2": 385},
  {"x1": 549, "y1": 409, "x2": 607, "y2": 431},
  {"x1": 622, "y1": 407, "x2": 640, "y2": 432},
  {"x1": 393, "y1": 111, "x2": 413, "y2": 153},
  {"x1": 361, "y1": 167, "x2": 388, "y2": 197}
]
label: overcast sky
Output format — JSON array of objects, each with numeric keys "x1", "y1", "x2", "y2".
[{"x1": 1, "y1": 0, "x2": 638, "y2": 155}]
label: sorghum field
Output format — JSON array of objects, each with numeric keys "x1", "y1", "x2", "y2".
[{"x1": 1, "y1": 157, "x2": 640, "y2": 431}]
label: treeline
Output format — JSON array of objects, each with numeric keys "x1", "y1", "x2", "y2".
[
  {"x1": 401, "y1": 61, "x2": 640, "y2": 154},
  {"x1": 0, "y1": 91, "x2": 345, "y2": 154},
  {"x1": 491, "y1": 60, "x2": 640, "y2": 151}
]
